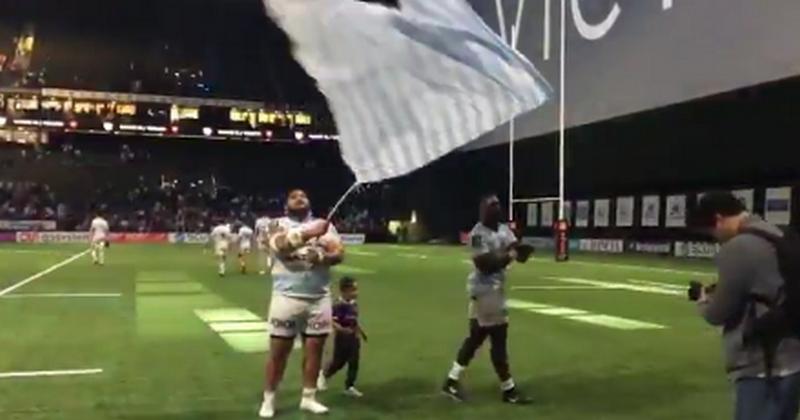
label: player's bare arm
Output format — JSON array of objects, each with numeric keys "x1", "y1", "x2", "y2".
[
  {"x1": 270, "y1": 220, "x2": 330, "y2": 256},
  {"x1": 320, "y1": 240, "x2": 344, "y2": 266},
  {"x1": 300, "y1": 239, "x2": 343, "y2": 267}
]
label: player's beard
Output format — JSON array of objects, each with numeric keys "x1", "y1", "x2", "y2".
[{"x1": 287, "y1": 207, "x2": 310, "y2": 221}]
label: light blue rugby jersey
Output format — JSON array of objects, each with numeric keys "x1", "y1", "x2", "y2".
[
  {"x1": 271, "y1": 215, "x2": 340, "y2": 298},
  {"x1": 466, "y1": 222, "x2": 517, "y2": 297}
]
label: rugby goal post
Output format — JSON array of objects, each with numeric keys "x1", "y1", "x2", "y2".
[{"x1": 498, "y1": 0, "x2": 569, "y2": 262}]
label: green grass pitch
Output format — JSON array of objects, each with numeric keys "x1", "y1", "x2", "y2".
[{"x1": 0, "y1": 243, "x2": 733, "y2": 419}]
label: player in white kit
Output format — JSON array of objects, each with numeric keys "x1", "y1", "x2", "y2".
[
  {"x1": 442, "y1": 195, "x2": 533, "y2": 404},
  {"x1": 89, "y1": 212, "x2": 110, "y2": 266},
  {"x1": 255, "y1": 214, "x2": 273, "y2": 275},
  {"x1": 210, "y1": 222, "x2": 233, "y2": 277},
  {"x1": 237, "y1": 224, "x2": 254, "y2": 274},
  {"x1": 259, "y1": 189, "x2": 344, "y2": 418}
]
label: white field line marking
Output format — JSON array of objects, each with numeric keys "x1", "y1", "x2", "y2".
[
  {"x1": 195, "y1": 308, "x2": 302, "y2": 352},
  {"x1": 195, "y1": 308, "x2": 261, "y2": 323},
  {"x1": 0, "y1": 249, "x2": 66, "y2": 255},
  {"x1": 546, "y1": 277, "x2": 682, "y2": 296},
  {"x1": 0, "y1": 249, "x2": 90, "y2": 297},
  {"x1": 506, "y1": 299, "x2": 666, "y2": 330},
  {"x1": 208, "y1": 321, "x2": 268, "y2": 333},
  {"x1": 627, "y1": 279, "x2": 687, "y2": 290},
  {"x1": 398, "y1": 253, "x2": 428, "y2": 259},
  {"x1": 334, "y1": 265, "x2": 376, "y2": 275},
  {"x1": 531, "y1": 257, "x2": 715, "y2": 277},
  {"x1": 565, "y1": 314, "x2": 666, "y2": 330},
  {"x1": 534, "y1": 307, "x2": 588, "y2": 316},
  {"x1": 512, "y1": 285, "x2": 610, "y2": 291},
  {"x1": 348, "y1": 250, "x2": 378, "y2": 257},
  {"x1": 0, "y1": 368, "x2": 103, "y2": 379},
  {"x1": 461, "y1": 259, "x2": 473, "y2": 265},
  {"x1": 1, "y1": 293, "x2": 121, "y2": 299}
]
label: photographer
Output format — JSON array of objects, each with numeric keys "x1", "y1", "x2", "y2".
[{"x1": 689, "y1": 191, "x2": 800, "y2": 420}]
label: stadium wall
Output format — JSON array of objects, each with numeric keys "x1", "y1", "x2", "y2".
[
  {"x1": 520, "y1": 236, "x2": 721, "y2": 260},
  {"x1": 10, "y1": 231, "x2": 368, "y2": 246},
  {"x1": 519, "y1": 185, "x2": 798, "y2": 243}
]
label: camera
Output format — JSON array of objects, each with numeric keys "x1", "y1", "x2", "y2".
[{"x1": 688, "y1": 281, "x2": 717, "y2": 302}]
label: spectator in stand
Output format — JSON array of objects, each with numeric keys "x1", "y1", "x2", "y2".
[{"x1": 0, "y1": 171, "x2": 386, "y2": 235}]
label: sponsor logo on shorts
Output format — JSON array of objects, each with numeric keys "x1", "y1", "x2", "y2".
[
  {"x1": 270, "y1": 318, "x2": 297, "y2": 329},
  {"x1": 307, "y1": 320, "x2": 331, "y2": 330}
]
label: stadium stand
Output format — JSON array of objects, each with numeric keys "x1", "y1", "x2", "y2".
[{"x1": 0, "y1": 134, "x2": 388, "y2": 235}]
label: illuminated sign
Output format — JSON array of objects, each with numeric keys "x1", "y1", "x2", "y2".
[
  {"x1": 170, "y1": 105, "x2": 199, "y2": 121},
  {"x1": 257, "y1": 110, "x2": 313, "y2": 126},
  {"x1": 119, "y1": 124, "x2": 167, "y2": 133},
  {"x1": 74, "y1": 101, "x2": 108, "y2": 114},
  {"x1": 230, "y1": 108, "x2": 257, "y2": 124},
  {"x1": 12, "y1": 97, "x2": 39, "y2": 111},
  {"x1": 217, "y1": 129, "x2": 262, "y2": 137},
  {"x1": 308, "y1": 133, "x2": 339, "y2": 141},
  {"x1": 115, "y1": 103, "x2": 136, "y2": 116},
  {"x1": 258, "y1": 110, "x2": 281, "y2": 124},
  {"x1": 12, "y1": 119, "x2": 64, "y2": 128},
  {"x1": 40, "y1": 99, "x2": 63, "y2": 111},
  {"x1": 294, "y1": 112, "x2": 312, "y2": 125},
  {"x1": 0, "y1": 87, "x2": 330, "y2": 143}
]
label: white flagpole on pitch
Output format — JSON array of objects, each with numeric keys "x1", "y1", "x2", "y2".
[
  {"x1": 558, "y1": 0, "x2": 566, "y2": 221},
  {"x1": 500, "y1": 0, "x2": 565, "y2": 224},
  {"x1": 500, "y1": 0, "x2": 527, "y2": 222},
  {"x1": 327, "y1": 181, "x2": 361, "y2": 222}
]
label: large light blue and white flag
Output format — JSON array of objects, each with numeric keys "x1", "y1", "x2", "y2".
[{"x1": 265, "y1": 0, "x2": 552, "y2": 183}]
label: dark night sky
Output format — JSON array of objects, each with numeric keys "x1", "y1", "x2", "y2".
[{"x1": 0, "y1": 0, "x2": 326, "y2": 104}]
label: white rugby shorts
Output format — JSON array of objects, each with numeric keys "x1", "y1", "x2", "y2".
[
  {"x1": 214, "y1": 241, "x2": 229, "y2": 257},
  {"x1": 268, "y1": 294, "x2": 333, "y2": 338},
  {"x1": 468, "y1": 291, "x2": 509, "y2": 327}
]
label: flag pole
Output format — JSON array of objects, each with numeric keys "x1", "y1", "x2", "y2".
[
  {"x1": 494, "y1": 0, "x2": 508, "y2": 45},
  {"x1": 558, "y1": 0, "x2": 566, "y2": 221},
  {"x1": 495, "y1": 0, "x2": 514, "y2": 221},
  {"x1": 327, "y1": 181, "x2": 361, "y2": 222},
  {"x1": 508, "y1": 25, "x2": 517, "y2": 222},
  {"x1": 503, "y1": 0, "x2": 526, "y2": 222},
  {"x1": 508, "y1": 0, "x2": 525, "y2": 222}
]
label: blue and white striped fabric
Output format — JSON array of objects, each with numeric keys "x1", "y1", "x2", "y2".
[{"x1": 264, "y1": 0, "x2": 552, "y2": 183}]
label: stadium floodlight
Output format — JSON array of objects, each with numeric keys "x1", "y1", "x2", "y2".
[
  {"x1": 170, "y1": 125, "x2": 179, "y2": 134},
  {"x1": 294, "y1": 131, "x2": 305, "y2": 141},
  {"x1": 0, "y1": 116, "x2": 6, "y2": 127},
  {"x1": 68, "y1": 120, "x2": 78, "y2": 129},
  {"x1": 264, "y1": 129, "x2": 273, "y2": 139},
  {"x1": 202, "y1": 127, "x2": 213, "y2": 136},
  {"x1": 103, "y1": 122, "x2": 114, "y2": 132}
]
